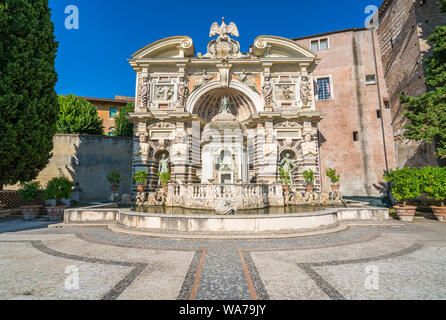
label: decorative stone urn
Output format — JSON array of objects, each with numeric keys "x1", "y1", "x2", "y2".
[
  {"x1": 20, "y1": 206, "x2": 41, "y2": 221},
  {"x1": 46, "y1": 206, "x2": 66, "y2": 221},
  {"x1": 431, "y1": 206, "x2": 446, "y2": 222},
  {"x1": 394, "y1": 205, "x2": 417, "y2": 222}
]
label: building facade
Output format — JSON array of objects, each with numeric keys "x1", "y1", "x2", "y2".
[
  {"x1": 377, "y1": 0, "x2": 446, "y2": 167},
  {"x1": 127, "y1": 19, "x2": 400, "y2": 197},
  {"x1": 294, "y1": 28, "x2": 397, "y2": 196},
  {"x1": 83, "y1": 95, "x2": 134, "y2": 136}
]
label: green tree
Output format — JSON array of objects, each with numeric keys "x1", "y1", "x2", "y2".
[
  {"x1": 115, "y1": 102, "x2": 134, "y2": 137},
  {"x1": 440, "y1": 0, "x2": 446, "y2": 12},
  {"x1": 0, "y1": 0, "x2": 59, "y2": 189},
  {"x1": 57, "y1": 94, "x2": 104, "y2": 135},
  {"x1": 401, "y1": 1, "x2": 446, "y2": 160}
]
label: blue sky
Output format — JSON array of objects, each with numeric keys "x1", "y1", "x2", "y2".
[{"x1": 49, "y1": 0, "x2": 383, "y2": 99}]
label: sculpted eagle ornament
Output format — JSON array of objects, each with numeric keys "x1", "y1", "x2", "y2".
[{"x1": 209, "y1": 17, "x2": 239, "y2": 38}]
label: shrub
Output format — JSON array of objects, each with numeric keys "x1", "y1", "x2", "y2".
[
  {"x1": 326, "y1": 168, "x2": 340, "y2": 185},
  {"x1": 44, "y1": 177, "x2": 74, "y2": 204},
  {"x1": 17, "y1": 181, "x2": 43, "y2": 201},
  {"x1": 156, "y1": 171, "x2": 171, "y2": 186},
  {"x1": 115, "y1": 102, "x2": 135, "y2": 137},
  {"x1": 107, "y1": 171, "x2": 122, "y2": 186},
  {"x1": 279, "y1": 168, "x2": 291, "y2": 186},
  {"x1": 57, "y1": 94, "x2": 104, "y2": 135},
  {"x1": 133, "y1": 171, "x2": 148, "y2": 185},
  {"x1": 303, "y1": 169, "x2": 315, "y2": 186},
  {"x1": 420, "y1": 166, "x2": 446, "y2": 207},
  {"x1": 383, "y1": 168, "x2": 421, "y2": 207}
]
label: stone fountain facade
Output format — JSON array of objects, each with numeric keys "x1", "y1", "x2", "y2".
[{"x1": 128, "y1": 19, "x2": 335, "y2": 210}]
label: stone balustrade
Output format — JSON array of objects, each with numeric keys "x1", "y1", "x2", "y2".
[{"x1": 166, "y1": 183, "x2": 283, "y2": 210}]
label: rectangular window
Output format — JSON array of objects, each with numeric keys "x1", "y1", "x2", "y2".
[
  {"x1": 377, "y1": 110, "x2": 382, "y2": 119},
  {"x1": 310, "y1": 38, "x2": 329, "y2": 51},
  {"x1": 353, "y1": 131, "x2": 359, "y2": 142},
  {"x1": 384, "y1": 99, "x2": 390, "y2": 109},
  {"x1": 319, "y1": 39, "x2": 328, "y2": 50},
  {"x1": 109, "y1": 108, "x2": 118, "y2": 117},
  {"x1": 366, "y1": 74, "x2": 377, "y2": 85},
  {"x1": 317, "y1": 78, "x2": 331, "y2": 100}
]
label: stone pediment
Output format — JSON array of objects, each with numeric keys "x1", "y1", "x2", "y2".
[
  {"x1": 252, "y1": 35, "x2": 317, "y2": 60},
  {"x1": 131, "y1": 36, "x2": 194, "y2": 59}
]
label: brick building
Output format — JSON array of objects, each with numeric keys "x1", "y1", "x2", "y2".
[
  {"x1": 82, "y1": 95, "x2": 134, "y2": 136},
  {"x1": 294, "y1": 28, "x2": 396, "y2": 196},
  {"x1": 377, "y1": 0, "x2": 446, "y2": 167}
]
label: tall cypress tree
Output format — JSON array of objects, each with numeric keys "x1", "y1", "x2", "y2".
[{"x1": 0, "y1": 0, "x2": 59, "y2": 189}]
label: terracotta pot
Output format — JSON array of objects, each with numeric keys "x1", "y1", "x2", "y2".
[
  {"x1": 137, "y1": 185, "x2": 145, "y2": 193},
  {"x1": 162, "y1": 185, "x2": 168, "y2": 194},
  {"x1": 431, "y1": 206, "x2": 446, "y2": 222},
  {"x1": 20, "y1": 205, "x2": 42, "y2": 221},
  {"x1": 331, "y1": 184, "x2": 340, "y2": 192},
  {"x1": 111, "y1": 185, "x2": 120, "y2": 192},
  {"x1": 305, "y1": 185, "x2": 314, "y2": 192},
  {"x1": 46, "y1": 206, "x2": 66, "y2": 221},
  {"x1": 282, "y1": 185, "x2": 290, "y2": 192},
  {"x1": 394, "y1": 205, "x2": 417, "y2": 222}
]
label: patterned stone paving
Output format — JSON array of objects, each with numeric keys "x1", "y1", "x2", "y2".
[{"x1": 0, "y1": 217, "x2": 445, "y2": 300}]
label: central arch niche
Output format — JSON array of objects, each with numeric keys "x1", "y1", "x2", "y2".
[{"x1": 192, "y1": 88, "x2": 256, "y2": 122}]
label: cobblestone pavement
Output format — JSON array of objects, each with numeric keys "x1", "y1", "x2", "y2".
[{"x1": 0, "y1": 217, "x2": 445, "y2": 300}]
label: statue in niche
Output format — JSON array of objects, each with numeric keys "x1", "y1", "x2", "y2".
[
  {"x1": 262, "y1": 75, "x2": 273, "y2": 106},
  {"x1": 219, "y1": 96, "x2": 232, "y2": 114},
  {"x1": 236, "y1": 69, "x2": 259, "y2": 93},
  {"x1": 157, "y1": 153, "x2": 171, "y2": 187},
  {"x1": 218, "y1": 150, "x2": 234, "y2": 171},
  {"x1": 301, "y1": 133, "x2": 318, "y2": 157},
  {"x1": 139, "y1": 77, "x2": 150, "y2": 107},
  {"x1": 191, "y1": 69, "x2": 214, "y2": 92},
  {"x1": 280, "y1": 153, "x2": 299, "y2": 187},
  {"x1": 177, "y1": 77, "x2": 189, "y2": 107}
]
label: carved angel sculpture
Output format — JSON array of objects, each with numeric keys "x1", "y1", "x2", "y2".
[
  {"x1": 237, "y1": 70, "x2": 259, "y2": 94},
  {"x1": 191, "y1": 69, "x2": 214, "y2": 92}
]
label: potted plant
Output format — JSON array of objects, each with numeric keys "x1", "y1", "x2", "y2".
[
  {"x1": 17, "y1": 181, "x2": 43, "y2": 221},
  {"x1": 107, "y1": 171, "x2": 122, "y2": 192},
  {"x1": 420, "y1": 166, "x2": 446, "y2": 222},
  {"x1": 279, "y1": 167, "x2": 291, "y2": 192},
  {"x1": 133, "y1": 171, "x2": 148, "y2": 192},
  {"x1": 303, "y1": 169, "x2": 315, "y2": 192},
  {"x1": 156, "y1": 171, "x2": 171, "y2": 194},
  {"x1": 383, "y1": 167, "x2": 421, "y2": 222},
  {"x1": 44, "y1": 176, "x2": 74, "y2": 221},
  {"x1": 326, "y1": 168, "x2": 340, "y2": 192}
]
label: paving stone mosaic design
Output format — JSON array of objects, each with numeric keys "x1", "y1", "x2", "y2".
[{"x1": 0, "y1": 218, "x2": 445, "y2": 300}]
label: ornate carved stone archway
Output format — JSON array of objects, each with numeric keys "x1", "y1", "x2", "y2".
[
  {"x1": 186, "y1": 80, "x2": 263, "y2": 121},
  {"x1": 191, "y1": 87, "x2": 257, "y2": 122}
]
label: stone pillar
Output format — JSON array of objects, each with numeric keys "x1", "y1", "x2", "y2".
[
  {"x1": 132, "y1": 122, "x2": 150, "y2": 194},
  {"x1": 171, "y1": 122, "x2": 189, "y2": 183},
  {"x1": 261, "y1": 121, "x2": 278, "y2": 183}
]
